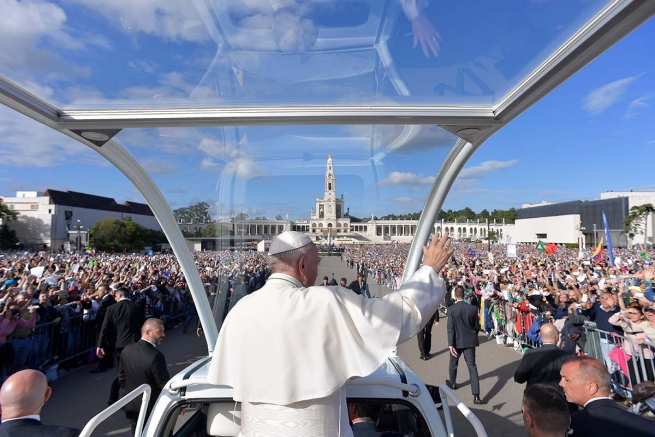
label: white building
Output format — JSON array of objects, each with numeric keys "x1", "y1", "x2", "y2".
[
  {"x1": 601, "y1": 191, "x2": 655, "y2": 247},
  {"x1": 508, "y1": 193, "x2": 655, "y2": 247},
  {"x1": 1, "y1": 190, "x2": 160, "y2": 250}
]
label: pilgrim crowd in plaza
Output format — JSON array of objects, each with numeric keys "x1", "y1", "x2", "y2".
[{"x1": 1, "y1": 239, "x2": 654, "y2": 390}]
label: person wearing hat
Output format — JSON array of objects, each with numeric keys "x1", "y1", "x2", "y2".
[
  {"x1": 208, "y1": 231, "x2": 452, "y2": 436},
  {"x1": 638, "y1": 278, "x2": 655, "y2": 306}
]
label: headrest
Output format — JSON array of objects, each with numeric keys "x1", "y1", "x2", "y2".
[{"x1": 207, "y1": 403, "x2": 241, "y2": 437}]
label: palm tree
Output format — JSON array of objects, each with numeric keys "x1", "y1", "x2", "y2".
[{"x1": 624, "y1": 203, "x2": 655, "y2": 247}]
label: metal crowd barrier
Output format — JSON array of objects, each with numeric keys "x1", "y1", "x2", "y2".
[
  {"x1": 485, "y1": 300, "x2": 540, "y2": 350},
  {"x1": 486, "y1": 307, "x2": 655, "y2": 405},
  {"x1": 583, "y1": 322, "x2": 655, "y2": 399},
  {"x1": 1, "y1": 296, "x2": 191, "y2": 381}
]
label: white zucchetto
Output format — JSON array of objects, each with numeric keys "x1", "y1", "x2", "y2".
[{"x1": 268, "y1": 231, "x2": 312, "y2": 255}]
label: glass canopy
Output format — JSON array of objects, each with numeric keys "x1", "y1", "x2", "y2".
[
  {"x1": 115, "y1": 123, "x2": 456, "y2": 221},
  {"x1": 1, "y1": 0, "x2": 614, "y2": 109}
]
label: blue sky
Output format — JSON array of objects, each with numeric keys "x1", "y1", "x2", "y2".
[{"x1": 0, "y1": 1, "x2": 653, "y2": 220}]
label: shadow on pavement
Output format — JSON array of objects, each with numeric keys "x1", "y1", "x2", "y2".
[{"x1": 440, "y1": 406, "x2": 525, "y2": 437}]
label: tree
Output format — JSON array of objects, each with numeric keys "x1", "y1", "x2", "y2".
[
  {"x1": 624, "y1": 203, "x2": 655, "y2": 245},
  {"x1": 0, "y1": 225, "x2": 18, "y2": 249},
  {"x1": 478, "y1": 209, "x2": 490, "y2": 220},
  {"x1": 0, "y1": 200, "x2": 18, "y2": 224},
  {"x1": 275, "y1": 214, "x2": 283, "y2": 220},
  {"x1": 253, "y1": 216, "x2": 268, "y2": 220},
  {"x1": 173, "y1": 202, "x2": 211, "y2": 224},
  {"x1": 458, "y1": 207, "x2": 476, "y2": 220},
  {"x1": 0, "y1": 199, "x2": 19, "y2": 249},
  {"x1": 90, "y1": 218, "x2": 167, "y2": 251},
  {"x1": 201, "y1": 223, "x2": 231, "y2": 237},
  {"x1": 235, "y1": 212, "x2": 248, "y2": 220}
]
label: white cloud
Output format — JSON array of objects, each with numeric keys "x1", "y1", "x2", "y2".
[
  {"x1": 392, "y1": 197, "x2": 413, "y2": 203},
  {"x1": 648, "y1": 140, "x2": 655, "y2": 144},
  {"x1": 166, "y1": 188, "x2": 186, "y2": 194},
  {"x1": 128, "y1": 60, "x2": 158, "y2": 74},
  {"x1": 624, "y1": 97, "x2": 650, "y2": 119},
  {"x1": 378, "y1": 160, "x2": 517, "y2": 189},
  {"x1": 0, "y1": 106, "x2": 108, "y2": 168},
  {"x1": 139, "y1": 158, "x2": 178, "y2": 175},
  {"x1": 378, "y1": 172, "x2": 434, "y2": 187},
  {"x1": 583, "y1": 76, "x2": 637, "y2": 114},
  {"x1": 0, "y1": 0, "x2": 106, "y2": 91},
  {"x1": 70, "y1": 0, "x2": 210, "y2": 42},
  {"x1": 457, "y1": 160, "x2": 519, "y2": 179}
]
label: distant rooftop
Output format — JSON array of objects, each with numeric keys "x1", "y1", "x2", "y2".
[{"x1": 44, "y1": 189, "x2": 154, "y2": 216}]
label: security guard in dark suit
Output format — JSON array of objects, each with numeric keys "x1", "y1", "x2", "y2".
[
  {"x1": 96, "y1": 287, "x2": 144, "y2": 404},
  {"x1": 118, "y1": 318, "x2": 169, "y2": 435},
  {"x1": 0, "y1": 370, "x2": 80, "y2": 437},
  {"x1": 90, "y1": 284, "x2": 116, "y2": 373},
  {"x1": 561, "y1": 356, "x2": 655, "y2": 437},
  {"x1": 514, "y1": 323, "x2": 572, "y2": 388},
  {"x1": 417, "y1": 309, "x2": 439, "y2": 360},
  {"x1": 514, "y1": 323, "x2": 577, "y2": 412},
  {"x1": 446, "y1": 285, "x2": 482, "y2": 404},
  {"x1": 514, "y1": 323, "x2": 578, "y2": 412}
]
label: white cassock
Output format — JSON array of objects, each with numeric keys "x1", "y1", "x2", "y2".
[{"x1": 207, "y1": 266, "x2": 445, "y2": 437}]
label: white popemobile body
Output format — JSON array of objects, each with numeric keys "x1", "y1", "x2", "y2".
[
  {"x1": 80, "y1": 353, "x2": 486, "y2": 437},
  {"x1": 0, "y1": 1, "x2": 653, "y2": 436}
]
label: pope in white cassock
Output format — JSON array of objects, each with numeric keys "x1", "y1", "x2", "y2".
[{"x1": 208, "y1": 231, "x2": 452, "y2": 437}]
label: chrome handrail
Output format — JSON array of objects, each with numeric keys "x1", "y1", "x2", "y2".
[
  {"x1": 438, "y1": 385, "x2": 488, "y2": 437},
  {"x1": 79, "y1": 384, "x2": 151, "y2": 437}
]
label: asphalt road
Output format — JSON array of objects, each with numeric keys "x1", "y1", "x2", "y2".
[{"x1": 41, "y1": 255, "x2": 525, "y2": 436}]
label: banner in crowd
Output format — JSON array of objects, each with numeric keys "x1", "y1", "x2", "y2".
[
  {"x1": 507, "y1": 244, "x2": 517, "y2": 258},
  {"x1": 591, "y1": 237, "x2": 604, "y2": 263},
  {"x1": 602, "y1": 211, "x2": 615, "y2": 266}
]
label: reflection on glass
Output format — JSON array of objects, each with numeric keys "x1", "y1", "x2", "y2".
[
  {"x1": 113, "y1": 123, "x2": 456, "y2": 231},
  {"x1": 1, "y1": 0, "x2": 609, "y2": 107}
]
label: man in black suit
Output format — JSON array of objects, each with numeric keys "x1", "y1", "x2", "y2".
[
  {"x1": 560, "y1": 356, "x2": 655, "y2": 437},
  {"x1": 514, "y1": 323, "x2": 572, "y2": 388},
  {"x1": 348, "y1": 273, "x2": 371, "y2": 298},
  {"x1": 118, "y1": 318, "x2": 169, "y2": 435},
  {"x1": 514, "y1": 322, "x2": 577, "y2": 412},
  {"x1": 0, "y1": 369, "x2": 80, "y2": 437},
  {"x1": 521, "y1": 384, "x2": 570, "y2": 437},
  {"x1": 446, "y1": 285, "x2": 482, "y2": 404},
  {"x1": 96, "y1": 287, "x2": 144, "y2": 404},
  {"x1": 417, "y1": 309, "x2": 439, "y2": 360},
  {"x1": 90, "y1": 283, "x2": 116, "y2": 373}
]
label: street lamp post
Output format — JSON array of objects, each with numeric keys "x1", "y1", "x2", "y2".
[
  {"x1": 578, "y1": 222, "x2": 586, "y2": 259},
  {"x1": 487, "y1": 219, "x2": 490, "y2": 252},
  {"x1": 76, "y1": 220, "x2": 83, "y2": 254}
]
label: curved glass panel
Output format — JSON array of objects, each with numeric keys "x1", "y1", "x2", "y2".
[
  {"x1": 1, "y1": 0, "x2": 611, "y2": 108},
  {"x1": 114, "y1": 125, "x2": 457, "y2": 245}
]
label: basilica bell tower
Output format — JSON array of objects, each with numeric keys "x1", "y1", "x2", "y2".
[{"x1": 325, "y1": 154, "x2": 336, "y2": 201}]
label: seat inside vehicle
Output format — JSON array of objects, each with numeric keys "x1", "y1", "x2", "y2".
[
  {"x1": 165, "y1": 399, "x2": 428, "y2": 437},
  {"x1": 207, "y1": 403, "x2": 241, "y2": 437}
]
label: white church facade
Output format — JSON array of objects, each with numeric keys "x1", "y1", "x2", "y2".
[{"x1": 309, "y1": 155, "x2": 351, "y2": 237}]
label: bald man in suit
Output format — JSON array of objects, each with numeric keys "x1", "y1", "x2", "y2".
[{"x1": 0, "y1": 370, "x2": 80, "y2": 437}]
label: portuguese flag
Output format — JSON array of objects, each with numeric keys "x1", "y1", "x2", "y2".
[{"x1": 537, "y1": 241, "x2": 547, "y2": 252}]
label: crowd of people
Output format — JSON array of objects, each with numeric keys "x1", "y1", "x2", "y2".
[
  {"x1": 1, "y1": 235, "x2": 655, "y2": 434},
  {"x1": 0, "y1": 249, "x2": 271, "y2": 381},
  {"x1": 343, "y1": 239, "x2": 655, "y2": 420}
]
